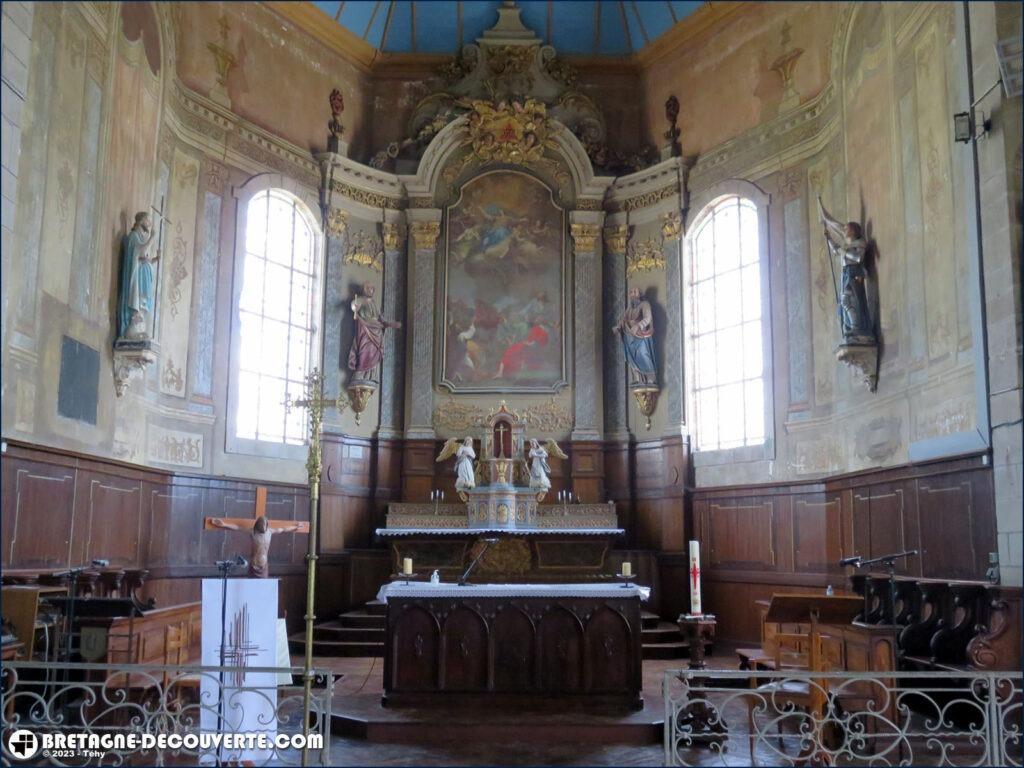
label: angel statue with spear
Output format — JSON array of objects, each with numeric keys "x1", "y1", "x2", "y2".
[
  {"x1": 436, "y1": 437, "x2": 477, "y2": 500},
  {"x1": 528, "y1": 438, "x2": 567, "y2": 501},
  {"x1": 818, "y1": 196, "x2": 875, "y2": 345}
]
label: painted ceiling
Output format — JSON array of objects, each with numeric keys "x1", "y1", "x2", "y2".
[{"x1": 310, "y1": 1, "x2": 706, "y2": 56}]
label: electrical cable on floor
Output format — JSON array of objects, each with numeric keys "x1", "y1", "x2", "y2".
[{"x1": 352, "y1": 656, "x2": 378, "y2": 694}]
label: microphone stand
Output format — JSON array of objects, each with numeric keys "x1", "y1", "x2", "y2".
[
  {"x1": 215, "y1": 556, "x2": 245, "y2": 766},
  {"x1": 852, "y1": 550, "x2": 917, "y2": 628},
  {"x1": 459, "y1": 539, "x2": 498, "y2": 586}
]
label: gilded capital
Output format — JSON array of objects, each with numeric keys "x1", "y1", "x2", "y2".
[
  {"x1": 382, "y1": 222, "x2": 404, "y2": 251},
  {"x1": 410, "y1": 220, "x2": 441, "y2": 251},
  {"x1": 570, "y1": 222, "x2": 601, "y2": 254},
  {"x1": 661, "y1": 211, "x2": 682, "y2": 241},
  {"x1": 326, "y1": 207, "x2": 348, "y2": 238},
  {"x1": 604, "y1": 224, "x2": 629, "y2": 256}
]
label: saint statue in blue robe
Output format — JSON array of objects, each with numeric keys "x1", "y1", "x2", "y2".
[
  {"x1": 117, "y1": 211, "x2": 159, "y2": 341},
  {"x1": 614, "y1": 287, "x2": 658, "y2": 387}
]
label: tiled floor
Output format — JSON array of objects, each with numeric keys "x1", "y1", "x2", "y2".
[{"x1": 297, "y1": 648, "x2": 746, "y2": 766}]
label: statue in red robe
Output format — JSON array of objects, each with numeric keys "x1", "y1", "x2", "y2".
[{"x1": 347, "y1": 282, "x2": 401, "y2": 383}]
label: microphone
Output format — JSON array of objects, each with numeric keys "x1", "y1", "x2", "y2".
[
  {"x1": 234, "y1": 554, "x2": 248, "y2": 569},
  {"x1": 839, "y1": 555, "x2": 863, "y2": 566},
  {"x1": 459, "y1": 538, "x2": 500, "y2": 586},
  {"x1": 91, "y1": 559, "x2": 110, "y2": 568}
]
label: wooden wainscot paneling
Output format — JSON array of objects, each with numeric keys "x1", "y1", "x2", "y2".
[
  {"x1": 685, "y1": 452, "x2": 997, "y2": 643},
  {"x1": 0, "y1": 440, "x2": 313, "y2": 629},
  {"x1": 401, "y1": 439, "x2": 438, "y2": 501},
  {"x1": 2, "y1": 457, "x2": 76, "y2": 569},
  {"x1": 568, "y1": 440, "x2": 604, "y2": 504},
  {"x1": 791, "y1": 493, "x2": 841, "y2": 574},
  {"x1": 703, "y1": 499, "x2": 777, "y2": 571},
  {"x1": 916, "y1": 471, "x2": 993, "y2": 581}
]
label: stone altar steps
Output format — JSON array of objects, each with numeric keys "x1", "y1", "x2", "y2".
[
  {"x1": 330, "y1": 694, "x2": 663, "y2": 745},
  {"x1": 289, "y1": 602, "x2": 387, "y2": 658},
  {"x1": 640, "y1": 610, "x2": 691, "y2": 660}
]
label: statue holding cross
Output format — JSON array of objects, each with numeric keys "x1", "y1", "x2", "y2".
[{"x1": 204, "y1": 487, "x2": 310, "y2": 578}]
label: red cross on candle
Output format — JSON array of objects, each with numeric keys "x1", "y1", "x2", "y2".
[{"x1": 689, "y1": 558, "x2": 701, "y2": 590}]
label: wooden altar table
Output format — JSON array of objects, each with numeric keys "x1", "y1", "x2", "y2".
[{"x1": 378, "y1": 582, "x2": 647, "y2": 710}]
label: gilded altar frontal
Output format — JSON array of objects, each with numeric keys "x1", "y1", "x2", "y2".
[{"x1": 0, "y1": 0, "x2": 1020, "y2": 765}]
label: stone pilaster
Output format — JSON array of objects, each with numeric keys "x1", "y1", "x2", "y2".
[
  {"x1": 603, "y1": 222, "x2": 629, "y2": 440},
  {"x1": 660, "y1": 210, "x2": 686, "y2": 437},
  {"x1": 377, "y1": 216, "x2": 406, "y2": 439},
  {"x1": 404, "y1": 212, "x2": 442, "y2": 440},
  {"x1": 570, "y1": 213, "x2": 605, "y2": 441}
]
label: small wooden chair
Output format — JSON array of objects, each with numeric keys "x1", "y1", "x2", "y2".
[{"x1": 161, "y1": 622, "x2": 200, "y2": 711}]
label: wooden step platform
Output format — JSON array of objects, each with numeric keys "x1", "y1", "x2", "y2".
[{"x1": 330, "y1": 693, "x2": 663, "y2": 745}]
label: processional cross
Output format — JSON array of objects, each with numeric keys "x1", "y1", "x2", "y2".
[{"x1": 286, "y1": 367, "x2": 349, "y2": 759}]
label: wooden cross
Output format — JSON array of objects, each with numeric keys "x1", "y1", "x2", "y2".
[{"x1": 203, "y1": 487, "x2": 310, "y2": 533}]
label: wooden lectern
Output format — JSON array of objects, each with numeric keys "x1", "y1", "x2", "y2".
[{"x1": 761, "y1": 595, "x2": 863, "y2": 750}]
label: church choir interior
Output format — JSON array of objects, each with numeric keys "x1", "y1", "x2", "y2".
[{"x1": 0, "y1": 0, "x2": 1021, "y2": 765}]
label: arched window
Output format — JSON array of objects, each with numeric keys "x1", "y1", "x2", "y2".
[
  {"x1": 686, "y1": 194, "x2": 767, "y2": 453},
  {"x1": 228, "y1": 186, "x2": 320, "y2": 453}
]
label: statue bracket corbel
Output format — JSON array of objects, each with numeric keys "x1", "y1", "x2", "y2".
[
  {"x1": 835, "y1": 341, "x2": 878, "y2": 393},
  {"x1": 113, "y1": 339, "x2": 158, "y2": 397}
]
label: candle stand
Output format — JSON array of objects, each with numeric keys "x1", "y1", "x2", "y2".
[{"x1": 675, "y1": 613, "x2": 725, "y2": 746}]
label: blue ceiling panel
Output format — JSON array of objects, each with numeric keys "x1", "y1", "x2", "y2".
[
  {"x1": 321, "y1": 1, "x2": 703, "y2": 57},
  {"x1": 384, "y1": 1, "x2": 413, "y2": 50},
  {"x1": 598, "y1": 1, "x2": 631, "y2": 55},
  {"x1": 312, "y1": 1, "x2": 342, "y2": 21},
  {"x1": 338, "y1": 1, "x2": 378, "y2": 37},
  {"x1": 366, "y1": 2, "x2": 390, "y2": 48},
  {"x1": 551, "y1": 1, "x2": 597, "y2": 55},
  {"x1": 636, "y1": 1, "x2": 676, "y2": 43},
  {"x1": 416, "y1": 0, "x2": 460, "y2": 53}
]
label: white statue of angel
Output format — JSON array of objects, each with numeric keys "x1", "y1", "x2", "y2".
[
  {"x1": 528, "y1": 438, "x2": 567, "y2": 500},
  {"x1": 437, "y1": 437, "x2": 477, "y2": 499}
]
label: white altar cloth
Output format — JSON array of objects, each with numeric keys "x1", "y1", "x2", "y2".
[{"x1": 377, "y1": 581, "x2": 650, "y2": 602}]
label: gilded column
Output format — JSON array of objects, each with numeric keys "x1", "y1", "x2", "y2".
[
  {"x1": 377, "y1": 217, "x2": 406, "y2": 439},
  {"x1": 603, "y1": 222, "x2": 629, "y2": 439},
  {"x1": 570, "y1": 214, "x2": 604, "y2": 441},
  {"x1": 660, "y1": 210, "x2": 686, "y2": 436},
  {"x1": 404, "y1": 212, "x2": 442, "y2": 440}
]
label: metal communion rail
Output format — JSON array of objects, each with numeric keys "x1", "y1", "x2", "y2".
[
  {"x1": 1, "y1": 660, "x2": 333, "y2": 766},
  {"x1": 664, "y1": 668, "x2": 1022, "y2": 767}
]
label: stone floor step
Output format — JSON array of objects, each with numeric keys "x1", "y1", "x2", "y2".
[
  {"x1": 641, "y1": 641, "x2": 690, "y2": 660},
  {"x1": 289, "y1": 633, "x2": 384, "y2": 657},
  {"x1": 365, "y1": 599, "x2": 387, "y2": 616},
  {"x1": 641, "y1": 623, "x2": 684, "y2": 642},
  {"x1": 338, "y1": 610, "x2": 387, "y2": 629},
  {"x1": 640, "y1": 610, "x2": 662, "y2": 630},
  {"x1": 314, "y1": 623, "x2": 385, "y2": 643}
]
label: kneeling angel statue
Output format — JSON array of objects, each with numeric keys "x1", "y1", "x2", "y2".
[{"x1": 437, "y1": 437, "x2": 477, "y2": 501}]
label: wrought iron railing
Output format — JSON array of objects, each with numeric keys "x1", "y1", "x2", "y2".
[
  {"x1": 1, "y1": 660, "x2": 333, "y2": 766},
  {"x1": 665, "y1": 669, "x2": 1022, "y2": 767}
]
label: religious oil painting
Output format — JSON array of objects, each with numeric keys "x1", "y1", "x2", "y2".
[{"x1": 440, "y1": 170, "x2": 567, "y2": 393}]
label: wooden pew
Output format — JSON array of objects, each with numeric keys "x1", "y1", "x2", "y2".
[{"x1": 77, "y1": 601, "x2": 201, "y2": 666}]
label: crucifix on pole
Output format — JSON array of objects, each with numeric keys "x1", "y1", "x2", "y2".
[{"x1": 285, "y1": 367, "x2": 348, "y2": 765}]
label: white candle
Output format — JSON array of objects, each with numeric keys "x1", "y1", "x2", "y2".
[
  {"x1": 622, "y1": 561, "x2": 632, "y2": 577},
  {"x1": 403, "y1": 557, "x2": 413, "y2": 575},
  {"x1": 689, "y1": 540, "x2": 702, "y2": 615}
]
